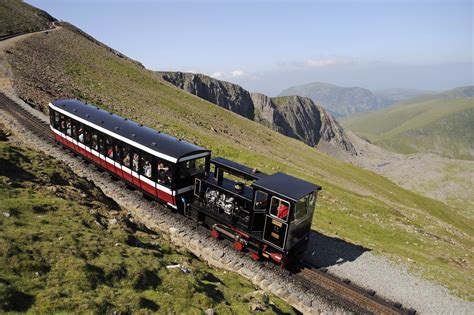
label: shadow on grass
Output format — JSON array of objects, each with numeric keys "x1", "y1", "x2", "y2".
[{"x1": 303, "y1": 230, "x2": 369, "y2": 268}]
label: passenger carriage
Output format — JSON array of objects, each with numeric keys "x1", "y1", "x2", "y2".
[{"x1": 49, "y1": 99, "x2": 210, "y2": 209}]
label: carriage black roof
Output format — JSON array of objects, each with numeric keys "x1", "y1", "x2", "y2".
[
  {"x1": 50, "y1": 99, "x2": 209, "y2": 163},
  {"x1": 252, "y1": 172, "x2": 321, "y2": 202}
]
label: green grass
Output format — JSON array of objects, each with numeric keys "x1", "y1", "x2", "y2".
[
  {"x1": 0, "y1": 136, "x2": 294, "y2": 313},
  {"x1": 341, "y1": 94, "x2": 474, "y2": 160},
  {"x1": 5, "y1": 23, "x2": 474, "y2": 300}
]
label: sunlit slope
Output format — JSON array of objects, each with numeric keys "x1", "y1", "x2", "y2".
[
  {"x1": 341, "y1": 91, "x2": 474, "y2": 160},
  {"x1": 6, "y1": 26, "x2": 474, "y2": 299}
]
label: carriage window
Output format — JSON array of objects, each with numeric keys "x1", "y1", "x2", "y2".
[
  {"x1": 104, "y1": 136, "x2": 113, "y2": 159},
  {"x1": 98, "y1": 134, "x2": 105, "y2": 154},
  {"x1": 65, "y1": 118, "x2": 72, "y2": 136},
  {"x1": 84, "y1": 127, "x2": 91, "y2": 147},
  {"x1": 52, "y1": 111, "x2": 60, "y2": 129},
  {"x1": 254, "y1": 190, "x2": 268, "y2": 210},
  {"x1": 157, "y1": 159, "x2": 172, "y2": 186},
  {"x1": 71, "y1": 120, "x2": 78, "y2": 139},
  {"x1": 113, "y1": 141, "x2": 122, "y2": 162},
  {"x1": 179, "y1": 157, "x2": 206, "y2": 180},
  {"x1": 78, "y1": 124, "x2": 85, "y2": 143},
  {"x1": 55, "y1": 112, "x2": 60, "y2": 128},
  {"x1": 140, "y1": 153, "x2": 152, "y2": 178},
  {"x1": 132, "y1": 152, "x2": 140, "y2": 172},
  {"x1": 293, "y1": 196, "x2": 308, "y2": 222},
  {"x1": 91, "y1": 131, "x2": 99, "y2": 151},
  {"x1": 270, "y1": 197, "x2": 290, "y2": 221},
  {"x1": 122, "y1": 146, "x2": 131, "y2": 167},
  {"x1": 59, "y1": 114, "x2": 66, "y2": 133}
]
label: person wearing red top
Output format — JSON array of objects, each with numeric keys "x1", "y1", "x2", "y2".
[{"x1": 277, "y1": 203, "x2": 288, "y2": 220}]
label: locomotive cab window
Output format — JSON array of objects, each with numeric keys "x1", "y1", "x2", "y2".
[
  {"x1": 269, "y1": 197, "x2": 290, "y2": 222},
  {"x1": 254, "y1": 190, "x2": 268, "y2": 211},
  {"x1": 294, "y1": 196, "x2": 308, "y2": 222},
  {"x1": 293, "y1": 192, "x2": 317, "y2": 222}
]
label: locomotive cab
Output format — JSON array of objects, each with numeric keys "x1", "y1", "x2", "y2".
[
  {"x1": 252, "y1": 172, "x2": 321, "y2": 263},
  {"x1": 190, "y1": 157, "x2": 321, "y2": 266}
]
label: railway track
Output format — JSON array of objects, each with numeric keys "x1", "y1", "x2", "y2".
[
  {"x1": 0, "y1": 92, "x2": 416, "y2": 314},
  {"x1": 291, "y1": 262, "x2": 415, "y2": 314},
  {"x1": 0, "y1": 94, "x2": 52, "y2": 141}
]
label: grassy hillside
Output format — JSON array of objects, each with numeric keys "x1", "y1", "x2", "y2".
[
  {"x1": 2, "y1": 0, "x2": 473, "y2": 300},
  {"x1": 341, "y1": 89, "x2": 474, "y2": 160},
  {"x1": 0, "y1": 127, "x2": 293, "y2": 313},
  {"x1": 0, "y1": 0, "x2": 55, "y2": 37}
]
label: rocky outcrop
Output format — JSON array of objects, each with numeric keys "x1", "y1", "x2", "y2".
[
  {"x1": 157, "y1": 72, "x2": 254, "y2": 119},
  {"x1": 159, "y1": 72, "x2": 357, "y2": 155},
  {"x1": 253, "y1": 94, "x2": 357, "y2": 154}
]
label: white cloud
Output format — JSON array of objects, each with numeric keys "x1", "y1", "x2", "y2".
[
  {"x1": 230, "y1": 69, "x2": 245, "y2": 77},
  {"x1": 210, "y1": 71, "x2": 223, "y2": 78},
  {"x1": 304, "y1": 57, "x2": 353, "y2": 68}
]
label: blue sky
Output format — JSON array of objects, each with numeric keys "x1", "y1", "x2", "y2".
[{"x1": 28, "y1": 0, "x2": 473, "y2": 95}]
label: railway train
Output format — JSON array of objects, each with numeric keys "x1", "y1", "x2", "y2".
[{"x1": 48, "y1": 99, "x2": 321, "y2": 266}]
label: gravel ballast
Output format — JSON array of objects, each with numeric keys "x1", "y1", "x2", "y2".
[{"x1": 305, "y1": 233, "x2": 474, "y2": 314}]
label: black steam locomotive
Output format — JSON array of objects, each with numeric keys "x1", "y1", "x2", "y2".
[{"x1": 49, "y1": 99, "x2": 321, "y2": 266}]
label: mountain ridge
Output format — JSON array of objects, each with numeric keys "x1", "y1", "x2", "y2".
[
  {"x1": 158, "y1": 71, "x2": 357, "y2": 155},
  {"x1": 279, "y1": 81, "x2": 434, "y2": 117}
]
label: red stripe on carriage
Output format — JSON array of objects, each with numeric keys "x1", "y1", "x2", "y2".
[{"x1": 55, "y1": 130, "x2": 175, "y2": 205}]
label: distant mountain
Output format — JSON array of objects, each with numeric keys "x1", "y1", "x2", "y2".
[
  {"x1": 279, "y1": 82, "x2": 380, "y2": 117},
  {"x1": 373, "y1": 88, "x2": 435, "y2": 107},
  {"x1": 158, "y1": 72, "x2": 357, "y2": 155},
  {"x1": 279, "y1": 82, "x2": 434, "y2": 117},
  {"x1": 341, "y1": 86, "x2": 474, "y2": 160}
]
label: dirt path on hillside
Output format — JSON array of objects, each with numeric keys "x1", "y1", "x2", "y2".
[{"x1": 0, "y1": 26, "x2": 61, "y2": 97}]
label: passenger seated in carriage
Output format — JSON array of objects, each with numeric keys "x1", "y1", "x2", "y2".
[
  {"x1": 143, "y1": 161, "x2": 152, "y2": 178},
  {"x1": 78, "y1": 128, "x2": 84, "y2": 143},
  {"x1": 107, "y1": 146, "x2": 114, "y2": 159},
  {"x1": 122, "y1": 153, "x2": 130, "y2": 166},
  {"x1": 132, "y1": 153, "x2": 139, "y2": 172},
  {"x1": 66, "y1": 119, "x2": 72, "y2": 136},
  {"x1": 157, "y1": 162, "x2": 171, "y2": 185}
]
